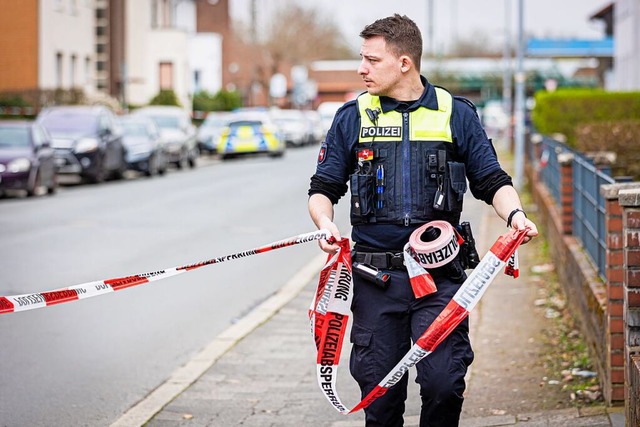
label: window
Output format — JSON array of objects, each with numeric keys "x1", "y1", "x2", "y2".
[
  {"x1": 193, "y1": 70, "x2": 201, "y2": 93},
  {"x1": 159, "y1": 62, "x2": 173, "y2": 90},
  {"x1": 56, "y1": 53, "x2": 63, "y2": 88},
  {"x1": 70, "y1": 55, "x2": 77, "y2": 87},
  {"x1": 85, "y1": 56, "x2": 91, "y2": 86}
]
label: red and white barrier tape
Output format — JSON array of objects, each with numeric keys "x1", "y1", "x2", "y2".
[
  {"x1": 0, "y1": 229, "x2": 331, "y2": 315},
  {"x1": 309, "y1": 225, "x2": 529, "y2": 414},
  {"x1": 403, "y1": 221, "x2": 464, "y2": 298}
]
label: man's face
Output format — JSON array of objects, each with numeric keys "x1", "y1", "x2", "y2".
[{"x1": 358, "y1": 36, "x2": 403, "y2": 97}]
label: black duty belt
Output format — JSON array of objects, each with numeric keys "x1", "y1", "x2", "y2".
[{"x1": 352, "y1": 250, "x2": 406, "y2": 270}]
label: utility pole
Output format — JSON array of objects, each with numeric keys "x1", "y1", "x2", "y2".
[
  {"x1": 502, "y1": 0, "x2": 513, "y2": 147},
  {"x1": 427, "y1": 0, "x2": 435, "y2": 56},
  {"x1": 514, "y1": 0, "x2": 525, "y2": 191}
]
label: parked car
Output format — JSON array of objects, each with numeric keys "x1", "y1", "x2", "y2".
[
  {"x1": 36, "y1": 105, "x2": 127, "y2": 183},
  {"x1": 303, "y1": 109, "x2": 325, "y2": 144},
  {"x1": 0, "y1": 121, "x2": 57, "y2": 197},
  {"x1": 217, "y1": 111, "x2": 285, "y2": 160},
  {"x1": 271, "y1": 108, "x2": 311, "y2": 147},
  {"x1": 132, "y1": 106, "x2": 198, "y2": 169},
  {"x1": 317, "y1": 101, "x2": 344, "y2": 136},
  {"x1": 119, "y1": 116, "x2": 167, "y2": 177},
  {"x1": 196, "y1": 111, "x2": 231, "y2": 155}
]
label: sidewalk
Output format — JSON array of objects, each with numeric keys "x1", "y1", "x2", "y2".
[{"x1": 115, "y1": 163, "x2": 626, "y2": 427}]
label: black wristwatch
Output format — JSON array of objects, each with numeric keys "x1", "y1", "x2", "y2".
[{"x1": 507, "y1": 208, "x2": 527, "y2": 228}]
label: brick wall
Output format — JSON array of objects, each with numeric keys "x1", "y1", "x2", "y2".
[
  {"x1": 619, "y1": 189, "x2": 640, "y2": 423},
  {"x1": 528, "y1": 141, "x2": 640, "y2": 418},
  {"x1": 0, "y1": 0, "x2": 38, "y2": 92},
  {"x1": 602, "y1": 185, "x2": 632, "y2": 403},
  {"x1": 628, "y1": 355, "x2": 640, "y2": 426},
  {"x1": 530, "y1": 163, "x2": 610, "y2": 402}
]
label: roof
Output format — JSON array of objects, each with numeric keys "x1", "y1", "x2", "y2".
[{"x1": 526, "y1": 37, "x2": 614, "y2": 58}]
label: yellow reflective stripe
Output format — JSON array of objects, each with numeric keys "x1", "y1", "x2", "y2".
[
  {"x1": 358, "y1": 96, "x2": 401, "y2": 142},
  {"x1": 357, "y1": 88, "x2": 453, "y2": 143}
]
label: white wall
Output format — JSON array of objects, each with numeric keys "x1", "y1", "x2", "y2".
[
  {"x1": 38, "y1": 0, "x2": 95, "y2": 92},
  {"x1": 189, "y1": 33, "x2": 223, "y2": 95},
  {"x1": 614, "y1": 0, "x2": 640, "y2": 90},
  {"x1": 126, "y1": 0, "x2": 191, "y2": 108}
]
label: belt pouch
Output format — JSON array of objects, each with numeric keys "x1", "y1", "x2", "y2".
[
  {"x1": 350, "y1": 172, "x2": 374, "y2": 217},
  {"x1": 445, "y1": 162, "x2": 467, "y2": 212}
]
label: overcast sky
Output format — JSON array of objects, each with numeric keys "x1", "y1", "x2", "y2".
[{"x1": 230, "y1": 0, "x2": 609, "y2": 54}]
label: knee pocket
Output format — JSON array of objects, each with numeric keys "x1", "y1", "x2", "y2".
[{"x1": 350, "y1": 324, "x2": 375, "y2": 387}]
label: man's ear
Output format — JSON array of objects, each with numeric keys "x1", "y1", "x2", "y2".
[{"x1": 400, "y1": 56, "x2": 412, "y2": 73}]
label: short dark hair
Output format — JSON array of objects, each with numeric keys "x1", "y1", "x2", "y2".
[{"x1": 360, "y1": 14, "x2": 423, "y2": 72}]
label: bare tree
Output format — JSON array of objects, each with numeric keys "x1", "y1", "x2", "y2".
[
  {"x1": 263, "y1": 3, "x2": 354, "y2": 66},
  {"x1": 449, "y1": 31, "x2": 502, "y2": 57}
]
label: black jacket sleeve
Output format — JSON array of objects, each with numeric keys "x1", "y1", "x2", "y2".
[
  {"x1": 308, "y1": 174, "x2": 349, "y2": 205},
  {"x1": 469, "y1": 169, "x2": 513, "y2": 205}
]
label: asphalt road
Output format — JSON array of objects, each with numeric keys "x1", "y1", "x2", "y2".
[{"x1": 0, "y1": 145, "x2": 344, "y2": 427}]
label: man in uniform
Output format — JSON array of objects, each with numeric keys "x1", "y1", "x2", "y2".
[{"x1": 307, "y1": 14, "x2": 538, "y2": 427}]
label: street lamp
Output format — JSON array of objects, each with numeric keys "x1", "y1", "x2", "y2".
[{"x1": 514, "y1": 0, "x2": 525, "y2": 191}]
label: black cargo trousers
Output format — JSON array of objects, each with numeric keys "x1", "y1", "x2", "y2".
[{"x1": 349, "y1": 268, "x2": 474, "y2": 427}]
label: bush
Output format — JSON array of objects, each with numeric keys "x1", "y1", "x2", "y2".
[
  {"x1": 0, "y1": 94, "x2": 30, "y2": 108},
  {"x1": 193, "y1": 89, "x2": 241, "y2": 112},
  {"x1": 575, "y1": 120, "x2": 640, "y2": 180},
  {"x1": 149, "y1": 90, "x2": 181, "y2": 107},
  {"x1": 532, "y1": 89, "x2": 640, "y2": 147}
]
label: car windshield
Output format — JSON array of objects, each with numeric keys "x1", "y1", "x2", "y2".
[
  {"x1": 149, "y1": 116, "x2": 180, "y2": 129},
  {"x1": 229, "y1": 120, "x2": 262, "y2": 128},
  {"x1": 0, "y1": 127, "x2": 30, "y2": 148},
  {"x1": 39, "y1": 112, "x2": 98, "y2": 134},
  {"x1": 203, "y1": 115, "x2": 229, "y2": 128},
  {"x1": 122, "y1": 122, "x2": 148, "y2": 136}
]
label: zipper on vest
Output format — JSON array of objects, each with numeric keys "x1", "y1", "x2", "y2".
[{"x1": 402, "y1": 112, "x2": 411, "y2": 225}]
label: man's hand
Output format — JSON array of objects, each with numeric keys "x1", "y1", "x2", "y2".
[
  {"x1": 509, "y1": 210, "x2": 538, "y2": 244},
  {"x1": 318, "y1": 216, "x2": 342, "y2": 254},
  {"x1": 309, "y1": 193, "x2": 343, "y2": 254}
]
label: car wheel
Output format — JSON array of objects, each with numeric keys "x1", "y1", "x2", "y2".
[
  {"x1": 188, "y1": 154, "x2": 197, "y2": 168},
  {"x1": 111, "y1": 150, "x2": 127, "y2": 180},
  {"x1": 26, "y1": 171, "x2": 40, "y2": 197},
  {"x1": 47, "y1": 174, "x2": 58, "y2": 195},
  {"x1": 86, "y1": 157, "x2": 105, "y2": 184}
]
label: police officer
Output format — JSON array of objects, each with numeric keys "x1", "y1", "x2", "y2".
[{"x1": 308, "y1": 14, "x2": 538, "y2": 427}]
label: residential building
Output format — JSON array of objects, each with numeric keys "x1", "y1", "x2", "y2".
[
  {"x1": 613, "y1": 0, "x2": 640, "y2": 90},
  {"x1": 0, "y1": 0, "x2": 95, "y2": 95}
]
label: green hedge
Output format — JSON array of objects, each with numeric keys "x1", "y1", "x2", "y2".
[
  {"x1": 192, "y1": 90, "x2": 242, "y2": 112},
  {"x1": 575, "y1": 119, "x2": 640, "y2": 180},
  {"x1": 149, "y1": 89, "x2": 181, "y2": 107},
  {"x1": 531, "y1": 89, "x2": 640, "y2": 147}
]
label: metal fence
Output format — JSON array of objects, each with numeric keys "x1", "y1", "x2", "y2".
[
  {"x1": 572, "y1": 151, "x2": 615, "y2": 282},
  {"x1": 530, "y1": 133, "x2": 614, "y2": 282},
  {"x1": 537, "y1": 136, "x2": 570, "y2": 209}
]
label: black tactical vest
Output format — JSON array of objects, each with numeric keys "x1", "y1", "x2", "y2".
[{"x1": 350, "y1": 88, "x2": 467, "y2": 226}]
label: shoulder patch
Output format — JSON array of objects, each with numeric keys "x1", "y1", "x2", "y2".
[{"x1": 317, "y1": 141, "x2": 328, "y2": 165}]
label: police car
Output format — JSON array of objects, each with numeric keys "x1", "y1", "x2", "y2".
[{"x1": 217, "y1": 111, "x2": 285, "y2": 160}]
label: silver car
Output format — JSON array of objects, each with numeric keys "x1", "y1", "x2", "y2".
[
  {"x1": 197, "y1": 111, "x2": 231, "y2": 155},
  {"x1": 132, "y1": 106, "x2": 198, "y2": 169}
]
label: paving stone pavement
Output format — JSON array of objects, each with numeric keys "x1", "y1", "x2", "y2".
[{"x1": 124, "y1": 153, "x2": 628, "y2": 427}]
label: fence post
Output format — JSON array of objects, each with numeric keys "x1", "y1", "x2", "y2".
[
  {"x1": 618, "y1": 187, "x2": 640, "y2": 423},
  {"x1": 558, "y1": 152, "x2": 574, "y2": 235},
  {"x1": 601, "y1": 184, "x2": 628, "y2": 404}
]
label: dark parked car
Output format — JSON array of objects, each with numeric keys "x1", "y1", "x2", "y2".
[
  {"x1": 0, "y1": 121, "x2": 57, "y2": 197},
  {"x1": 119, "y1": 115, "x2": 167, "y2": 176},
  {"x1": 36, "y1": 105, "x2": 127, "y2": 183},
  {"x1": 132, "y1": 106, "x2": 198, "y2": 169}
]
